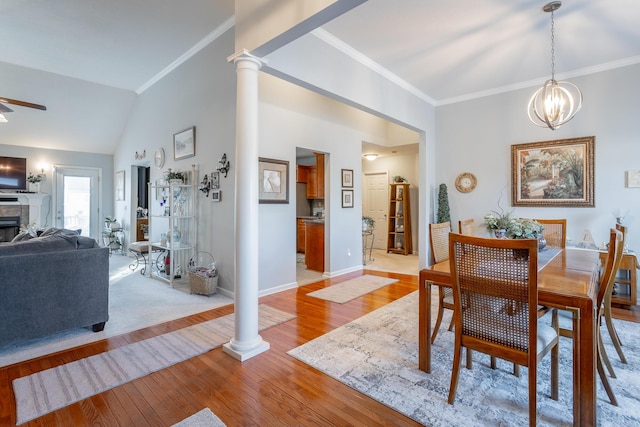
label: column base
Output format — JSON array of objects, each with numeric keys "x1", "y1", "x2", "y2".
[{"x1": 222, "y1": 339, "x2": 270, "y2": 362}]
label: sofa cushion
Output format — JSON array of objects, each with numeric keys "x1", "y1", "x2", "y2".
[{"x1": 0, "y1": 234, "x2": 78, "y2": 256}]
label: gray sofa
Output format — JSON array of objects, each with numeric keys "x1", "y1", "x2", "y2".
[{"x1": 0, "y1": 228, "x2": 109, "y2": 347}]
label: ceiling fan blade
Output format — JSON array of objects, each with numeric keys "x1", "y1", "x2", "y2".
[
  {"x1": 0, "y1": 97, "x2": 46, "y2": 111},
  {"x1": 0, "y1": 103, "x2": 13, "y2": 113}
]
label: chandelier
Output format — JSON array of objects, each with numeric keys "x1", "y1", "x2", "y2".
[{"x1": 527, "y1": 1, "x2": 582, "y2": 130}]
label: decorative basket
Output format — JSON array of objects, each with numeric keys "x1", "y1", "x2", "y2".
[
  {"x1": 188, "y1": 270, "x2": 218, "y2": 295},
  {"x1": 188, "y1": 252, "x2": 218, "y2": 295}
]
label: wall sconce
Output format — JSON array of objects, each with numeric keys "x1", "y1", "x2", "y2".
[
  {"x1": 199, "y1": 173, "x2": 211, "y2": 197},
  {"x1": 217, "y1": 153, "x2": 230, "y2": 178},
  {"x1": 37, "y1": 162, "x2": 49, "y2": 180},
  {"x1": 134, "y1": 149, "x2": 146, "y2": 160}
]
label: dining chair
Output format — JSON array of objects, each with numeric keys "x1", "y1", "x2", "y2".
[
  {"x1": 534, "y1": 219, "x2": 567, "y2": 248},
  {"x1": 429, "y1": 222, "x2": 454, "y2": 343},
  {"x1": 448, "y1": 233, "x2": 559, "y2": 426},
  {"x1": 602, "y1": 224, "x2": 628, "y2": 366},
  {"x1": 458, "y1": 218, "x2": 475, "y2": 236},
  {"x1": 552, "y1": 228, "x2": 624, "y2": 406}
]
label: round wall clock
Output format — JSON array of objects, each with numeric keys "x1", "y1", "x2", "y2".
[
  {"x1": 154, "y1": 148, "x2": 165, "y2": 169},
  {"x1": 455, "y1": 172, "x2": 477, "y2": 193}
]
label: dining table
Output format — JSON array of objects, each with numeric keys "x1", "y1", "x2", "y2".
[{"x1": 419, "y1": 247, "x2": 600, "y2": 427}]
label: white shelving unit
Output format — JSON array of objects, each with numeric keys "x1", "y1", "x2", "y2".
[{"x1": 147, "y1": 166, "x2": 197, "y2": 288}]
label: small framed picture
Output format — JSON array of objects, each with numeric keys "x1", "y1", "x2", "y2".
[
  {"x1": 211, "y1": 171, "x2": 220, "y2": 189},
  {"x1": 212, "y1": 190, "x2": 221, "y2": 202},
  {"x1": 173, "y1": 126, "x2": 196, "y2": 160},
  {"x1": 115, "y1": 170, "x2": 125, "y2": 201},
  {"x1": 342, "y1": 189, "x2": 354, "y2": 208},
  {"x1": 341, "y1": 169, "x2": 353, "y2": 188},
  {"x1": 626, "y1": 170, "x2": 640, "y2": 188},
  {"x1": 259, "y1": 157, "x2": 289, "y2": 204}
]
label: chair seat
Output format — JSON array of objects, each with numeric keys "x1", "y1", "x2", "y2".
[{"x1": 129, "y1": 241, "x2": 150, "y2": 253}]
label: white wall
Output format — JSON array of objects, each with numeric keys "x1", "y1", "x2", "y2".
[{"x1": 436, "y1": 63, "x2": 640, "y2": 249}]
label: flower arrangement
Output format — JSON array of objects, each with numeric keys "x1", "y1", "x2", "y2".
[
  {"x1": 508, "y1": 218, "x2": 543, "y2": 239},
  {"x1": 27, "y1": 172, "x2": 42, "y2": 184},
  {"x1": 484, "y1": 210, "x2": 513, "y2": 231}
]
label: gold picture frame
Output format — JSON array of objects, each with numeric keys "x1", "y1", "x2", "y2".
[{"x1": 511, "y1": 136, "x2": 594, "y2": 207}]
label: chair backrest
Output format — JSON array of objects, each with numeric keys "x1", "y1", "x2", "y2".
[
  {"x1": 429, "y1": 222, "x2": 451, "y2": 264},
  {"x1": 458, "y1": 218, "x2": 475, "y2": 235},
  {"x1": 449, "y1": 233, "x2": 538, "y2": 358},
  {"x1": 534, "y1": 219, "x2": 567, "y2": 248},
  {"x1": 598, "y1": 228, "x2": 624, "y2": 311},
  {"x1": 615, "y1": 223, "x2": 627, "y2": 242}
]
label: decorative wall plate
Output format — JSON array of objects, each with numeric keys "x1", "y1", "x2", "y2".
[
  {"x1": 455, "y1": 172, "x2": 477, "y2": 193},
  {"x1": 154, "y1": 148, "x2": 165, "y2": 169}
]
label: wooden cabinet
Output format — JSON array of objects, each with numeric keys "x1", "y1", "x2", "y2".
[
  {"x1": 296, "y1": 165, "x2": 309, "y2": 183},
  {"x1": 136, "y1": 218, "x2": 148, "y2": 241},
  {"x1": 305, "y1": 220, "x2": 324, "y2": 272},
  {"x1": 387, "y1": 183, "x2": 412, "y2": 255},
  {"x1": 305, "y1": 153, "x2": 325, "y2": 199},
  {"x1": 297, "y1": 218, "x2": 306, "y2": 253}
]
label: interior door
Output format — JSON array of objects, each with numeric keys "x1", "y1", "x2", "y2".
[
  {"x1": 53, "y1": 166, "x2": 102, "y2": 239},
  {"x1": 363, "y1": 172, "x2": 388, "y2": 249}
]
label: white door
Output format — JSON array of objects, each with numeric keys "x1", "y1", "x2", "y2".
[
  {"x1": 53, "y1": 166, "x2": 102, "y2": 239},
  {"x1": 363, "y1": 172, "x2": 388, "y2": 249}
]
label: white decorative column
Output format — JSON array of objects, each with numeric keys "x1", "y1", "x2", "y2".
[{"x1": 223, "y1": 50, "x2": 270, "y2": 361}]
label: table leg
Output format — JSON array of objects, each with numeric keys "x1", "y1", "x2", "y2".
[
  {"x1": 418, "y1": 273, "x2": 432, "y2": 373},
  {"x1": 576, "y1": 300, "x2": 596, "y2": 427}
]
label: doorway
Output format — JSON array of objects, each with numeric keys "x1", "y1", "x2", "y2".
[
  {"x1": 53, "y1": 166, "x2": 102, "y2": 239},
  {"x1": 363, "y1": 171, "x2": 389, "y2": 250},
  {"x1": 131, "y1": 165, "x2": 150, "y2": 243}
]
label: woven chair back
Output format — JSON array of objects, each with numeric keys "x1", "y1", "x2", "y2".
[
  {"x1": 598, "y1": 228, "x2": 624, "y2": 309},
  {"x1": 449, "y1": 234, "x2": 538, "y2": 353},
  {"x1": 534, "y1": 219, "x2": 567, "y2": 248},
  {"x1": 458, "y1": 219, "x2": 475, "y2": 235},
  {"x1": 429, "y1": 222, "x2": 451, "y2": 264}
]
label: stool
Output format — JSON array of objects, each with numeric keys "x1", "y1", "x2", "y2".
[{"x1": 129, "y1": 241, "x2": 150, "y2": 274}]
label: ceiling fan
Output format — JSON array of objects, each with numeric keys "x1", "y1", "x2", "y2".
[{"x1": 0, "y1": 97, "x2": 47, "y2": 122}]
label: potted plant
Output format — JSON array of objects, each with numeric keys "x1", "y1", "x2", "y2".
[
  {"x1": 27, "y1": 172, "x2": 42, "y2": 192},
  {"x1": 393, "y1": 175, "x2": 407, "y2": 183},
  {"x1": 362, "y1": 215, "x2": 376, "y2": 231},
  {"x1": 165, "y1": 169, "x2": 185, "y2": 184},
  {"x1": 484, "y1": 209, "x2": 513, "y2": 238}
]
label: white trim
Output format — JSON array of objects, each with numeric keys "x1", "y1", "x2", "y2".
[{"x1": 136, "y1": 16, "x2": 236, "y2": 94}]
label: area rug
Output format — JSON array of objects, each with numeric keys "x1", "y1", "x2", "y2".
[
  {"x1": 288, "y1": 291, "x2": 640, "y2": 426},
  {"x1": 0, "y1": 255, "x2": 233, "y2": 368},
  {"x1": 172, "y1": 407, "x2": 226, "y2": 427},
  {"x1": 306, "y1": 275, "x2": 398, "y2": 303},
  {"x1": 13, "y1": 304, "x2": 296, "y2": 425}
]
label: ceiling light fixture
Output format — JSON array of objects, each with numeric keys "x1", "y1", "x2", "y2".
[
  {"x1": 0, "y1": 113, "x2": 7, "y2": 123},
  {"x1": 364, "y1": 153, "x2": 378, "y2": 161},
  {"x1": 527, "y1": 1, "x2": 582, "y2": 130}
]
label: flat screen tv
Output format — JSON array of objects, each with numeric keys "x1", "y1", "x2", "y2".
[{"x1": 0, "y1": 156, "x2": 27, "y2": 191}]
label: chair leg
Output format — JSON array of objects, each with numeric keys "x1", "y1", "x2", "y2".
[
  {"x1": 605, "y1": 312, "x2": 628, "y2": 364},
  {"x1": 550, "y1": 341, "x2": 559, "y2": 400},
  {"x1": 528, "y1": 363, "x2": 537, "y2": 427},
  {"x1": 466, "y1": 348, "x2": 472, "y2": 369},
  {"x1": 431, "y1": 290, "x2": 446, "y2": 344},
  {"x1": 513, "y1": 364, "x2": 520, "y2": 377},
  {"x1": 598, "y1": 329, "x2": 616, "y2": 379},
  {"x1": 597, "y1": 345, "x2": 618, "y2": 406},
  {"x1": 448, "y1": 339, "x2": 463, "y2": 404}
]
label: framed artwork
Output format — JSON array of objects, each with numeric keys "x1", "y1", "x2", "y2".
[
  {"x1": 173, "y1": 126, "x2": 195, "y2": 160},
  {"x1": 211, "y1": 190, "x2": 221, "y2": 202},
  {"x1": 342, "y1": 189, "x2": 354, "y2": 208},
  {"x1": 341, "y1": 169, "x2": 354, "y2": 188},
  {"x1": 626, "y1": 170, "x2": 640, "y2": 188},
  {"x1": 115, "y1": 170, "x2": 125, "y2": 201},
  {"x1": 211, "y1": 171, "x2": 220, "y2": 189},
  {"x1": 511, "y1": 136, "x2": 594, "y2": 207},
  {"x1": 259, "y1": 157, "x2": 289, "y2": 204}
]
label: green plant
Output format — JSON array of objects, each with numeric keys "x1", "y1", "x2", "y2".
[
  {"x1": 484, "y1": 210, "x2": 512, "y2": 231},
  {"x1": 393, "y1": 175, "x2": 406, "y2": 183},
  {"x1": 508, "y1": 218, "x2": 543, "y2": 239},
  {"x1": 104, "y1": 216, "x2": 117, "y2": 224},
  {"x1": 165, "y1": 169, "x2": 185, "y2": 181},
  {"x1": 436, "y1": 183, "x2": 451, "y2": 224},
  {"x1": 27, "y1": 172, "x2": 42, "y2": 184},
  {"x1": 362, "y1": 215, "x2": 376, "y2": 230}
]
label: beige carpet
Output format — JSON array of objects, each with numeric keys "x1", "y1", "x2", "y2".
[
  {"x1": 307, "y1": 275, "x2": 399, "y2": 303},
  {"x1": 13, "y1": 305, "x2": 296, "y2": 425},
  {"x1": 172, "y1": 408, "x2": 226, "y2": 427}
]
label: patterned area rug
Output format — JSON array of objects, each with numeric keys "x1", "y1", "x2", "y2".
[
  {"x1": 306, "y1": 275, "x2": 398, "y2": 303},
  {"x1": 14, "y1": 305, "x2": 296, "y2": 425},
  {"x1": 172, "y1": 407, "x2": 226, "y2": 427},
  {"x1": 288, "y1": 291, "x2": 640, "y2": 426}
]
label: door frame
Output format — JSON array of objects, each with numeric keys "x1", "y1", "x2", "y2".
[{"x1": 362, "y1": 170, "x2": 389, "y2": 250}]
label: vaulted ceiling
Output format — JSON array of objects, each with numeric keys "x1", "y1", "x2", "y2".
[{"x1": 1, "y1": 0, "x2": 639, "y2": 153}]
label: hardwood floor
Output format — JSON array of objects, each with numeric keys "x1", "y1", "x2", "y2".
[{"x1": 0, "y1": 270, "x2": 422, "y2": 426}]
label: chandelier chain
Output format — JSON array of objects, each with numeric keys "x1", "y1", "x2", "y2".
[{"x1": 550, "y1": 9, "x2": 556, "y2": 80}]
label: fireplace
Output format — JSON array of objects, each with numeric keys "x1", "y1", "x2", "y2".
[{"x1": 0, "y1": 216, "x2": 21, "y2": 242}]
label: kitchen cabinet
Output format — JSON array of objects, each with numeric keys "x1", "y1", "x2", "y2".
[
  {"x1": 305, "y1": 220, "x2": 324, "y2": 272},
  {"x1": 297, "y1": 218, "x2": 306, "y2": 253},
  {"x1": 305, "y1": 153, "x2": 325, "y2": 199},
  {"x1": 296, "y1": 165, "x2": 309, "y2": 183}
]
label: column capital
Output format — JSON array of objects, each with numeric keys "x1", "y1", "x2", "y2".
[{"x1": 227, "y1": 49, "x2": 268, "y2": 68}]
